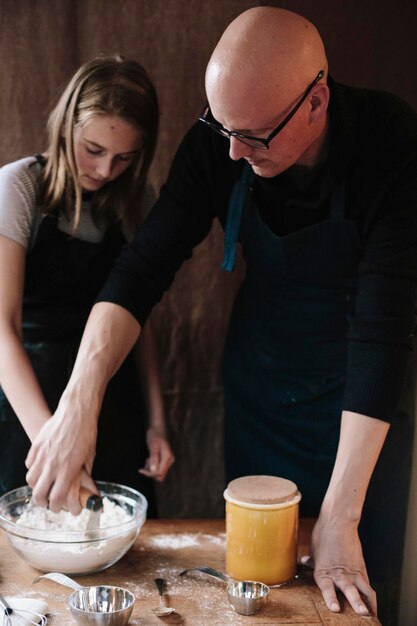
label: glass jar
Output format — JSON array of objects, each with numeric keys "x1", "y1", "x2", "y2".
[{"x1": 224, "y1": 475, "x2": 301, "y2": 585}]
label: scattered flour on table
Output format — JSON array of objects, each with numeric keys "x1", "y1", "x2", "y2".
[
  {"x1": 149, "y1": 533, "x2": 199, "y2": 549},
  {"x1": 128, "y1": 575, "x2": 243, "y2": 625},
  {"x1": 205, "y1": 533, "x2": 226, "y2": 546},
  {"x1": 11, "y1": 497, "x2": 136, "y2": 573},
  {"x1": 149, "y1": 532, "x2": 226, "y2": 549}
]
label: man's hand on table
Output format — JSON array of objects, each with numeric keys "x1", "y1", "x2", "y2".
[{"x1": 302, "y1": 515, "x2": 377, "y2": 617}]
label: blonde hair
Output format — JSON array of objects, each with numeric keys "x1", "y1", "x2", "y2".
[{"x1": 41, "y1": 55, "x2": 159, "y2": 232}]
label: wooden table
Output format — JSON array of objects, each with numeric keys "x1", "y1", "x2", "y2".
[{"x1": 0, "y1": 519, "x2": 380, "y2": 625}]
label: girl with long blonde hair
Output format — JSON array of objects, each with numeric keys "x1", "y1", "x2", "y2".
[{"x1": 0, "y1": 56, "x2": 174, "y2": 516}]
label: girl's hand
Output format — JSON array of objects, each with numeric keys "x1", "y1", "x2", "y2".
[{"x1": 139, "y1": 427, "x2": 175, "y2": 482}]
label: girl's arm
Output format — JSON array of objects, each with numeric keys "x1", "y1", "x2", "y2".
[
  {"x1": 0, "y1": 234, "x2": 51, "y2": 440},
  {"x1": 134, "y1": 319, "x2": 175, "y2": 482},
  {"x1": 0, "y1": 236, "x2": 97, "y2": 509}
]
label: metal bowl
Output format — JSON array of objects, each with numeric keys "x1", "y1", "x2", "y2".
[
  {"x1": 0, "y1": 482, "x2": 147, "y2": 574},
  {"x1": 69, "y1": 585, "x2": 135, "y2": 626},
  {"x1": 227, "y1": 580, "x2": 269, "y2": 615}
]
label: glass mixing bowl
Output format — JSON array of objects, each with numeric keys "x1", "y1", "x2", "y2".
[{"x1": 0, "y1": 481, "x2": 147, "y2": 575}]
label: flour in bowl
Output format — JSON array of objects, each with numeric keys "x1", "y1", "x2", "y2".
[
  {"x1": 17, "y1": 496, "x2": 131, "y2": 531},
  {"x1": 9, "y1": 497, "x2": 138, "y2": 574}
]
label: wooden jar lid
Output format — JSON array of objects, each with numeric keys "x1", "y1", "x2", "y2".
[{"x1": 226, "y1": 475, "x2": 298, "y2": 505}]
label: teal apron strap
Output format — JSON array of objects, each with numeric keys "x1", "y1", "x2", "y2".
[{"x1": 222, "y1": 163, "x2": 255, "y2": 272}]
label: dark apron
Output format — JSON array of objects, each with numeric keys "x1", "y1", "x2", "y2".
[
  {"x1": 0, "y1": 186, "x2": 157, "y2": 515},
  {"x1": 222, "y1": 163, "x2": 413, "y2": 593}
]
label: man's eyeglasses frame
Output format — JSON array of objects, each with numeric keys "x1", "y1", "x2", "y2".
[{"x1": 199, "y1": 70, "x2": 325, "y2": 150}]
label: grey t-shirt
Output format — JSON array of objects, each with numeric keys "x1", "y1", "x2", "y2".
[
  {"x1": 0, "y1": 156, "x2": 128, "y2": 248},
  {"x1": 0, "y1": 156, "x2": 155, "y2": 248}
]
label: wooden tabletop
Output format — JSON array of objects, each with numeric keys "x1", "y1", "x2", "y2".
[{"x1": 0, "y1": 518, "x2": 381, "y2": 625}]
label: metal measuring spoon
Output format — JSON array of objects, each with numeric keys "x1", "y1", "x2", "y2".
[
  {"x1": 180, "y1": 564, "x2": 287, "y2": 588},
  {"x1": 151, "y1": 578, "x2": 175, "y2": 617},
  {"x1": 179, "y1": 566, "x2": 270, "y2": 615},
  {"x1": 34, "y1": 572, "x2": 135, "y2": 625}
]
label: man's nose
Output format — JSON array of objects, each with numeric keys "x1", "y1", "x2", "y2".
[{"x1": 228, "y1": 136, "x2": 253, "y2": 161}]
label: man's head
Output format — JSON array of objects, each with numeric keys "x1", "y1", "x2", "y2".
[{"x1": 204, "y1": 7, "x2": 329, "y2": 178}]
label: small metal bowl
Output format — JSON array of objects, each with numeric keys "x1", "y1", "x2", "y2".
[
  {"x1": 69, "y1": 585, "x2": 135, "y2": 626},
  {"x1": 226, "y1": 580, "x2": 269, "y2": 615}
]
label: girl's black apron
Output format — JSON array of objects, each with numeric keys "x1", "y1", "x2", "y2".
[
  {"x1": 222, "y1": 163, "x2": 413, "y2": 592},
  {"x1": 0, "y1": 173, "x2": 156, "y2": 515}
]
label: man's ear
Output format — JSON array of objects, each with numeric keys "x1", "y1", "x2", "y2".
[{"x1": 309, "y1": 84, "x2": 330, "y2": 122}]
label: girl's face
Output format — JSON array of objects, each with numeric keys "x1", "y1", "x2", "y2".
[{"x1": 72, "y1": 114, "x2": 144, "y2": 191}]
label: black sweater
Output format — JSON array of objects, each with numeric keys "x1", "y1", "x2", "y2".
[{"x1": 98, "y1": 78, "x2": 417, "y2": 422}]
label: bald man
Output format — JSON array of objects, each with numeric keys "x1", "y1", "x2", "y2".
[{"x1": 26, "y1": 7, "x2": 417, "y2": 624}]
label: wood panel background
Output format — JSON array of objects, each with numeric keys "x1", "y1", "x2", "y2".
[{"x1": 1, "y1": 1, "x2": 416, "y2": 622}]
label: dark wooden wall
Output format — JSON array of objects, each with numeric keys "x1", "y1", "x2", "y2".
[{"x1": 1, "y1": 0, "x2": 416, "y2": 521}]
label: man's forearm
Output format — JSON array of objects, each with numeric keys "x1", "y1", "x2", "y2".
[
  {"x1": 61, "y1": 301, "x2": 141, "y2": 420},
  {"x1": 310, "y1": 412, "x2": 389, "y2": 615},
  {"x1": 25, "y1": 301, "x2": 142, "y2": 511},
  {"x1": 320, "y1": 411, "x2": 390, "y2": 522}
]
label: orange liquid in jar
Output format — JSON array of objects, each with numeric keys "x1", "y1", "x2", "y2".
[{"x1": 224, "y1": 476, "x2": 301, "y2": 585}]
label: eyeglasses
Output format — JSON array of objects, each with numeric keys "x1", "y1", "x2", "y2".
[{"x1": 199, "y1": 70, "x2": 324, "y2": 150}]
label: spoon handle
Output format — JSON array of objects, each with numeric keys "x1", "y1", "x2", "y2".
[
  {"x1": 33, "y1": 572, "x2": 83, "y2": 591},
  {"x1": 0, "y1": 594, "x2": 12, "y2": 616},
  {"x1": 154, "y1": 577, "x2": 166, "y2": 597},
  {"x1": 180, "y1": 565, "x2": 230, "y2": 582}
]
